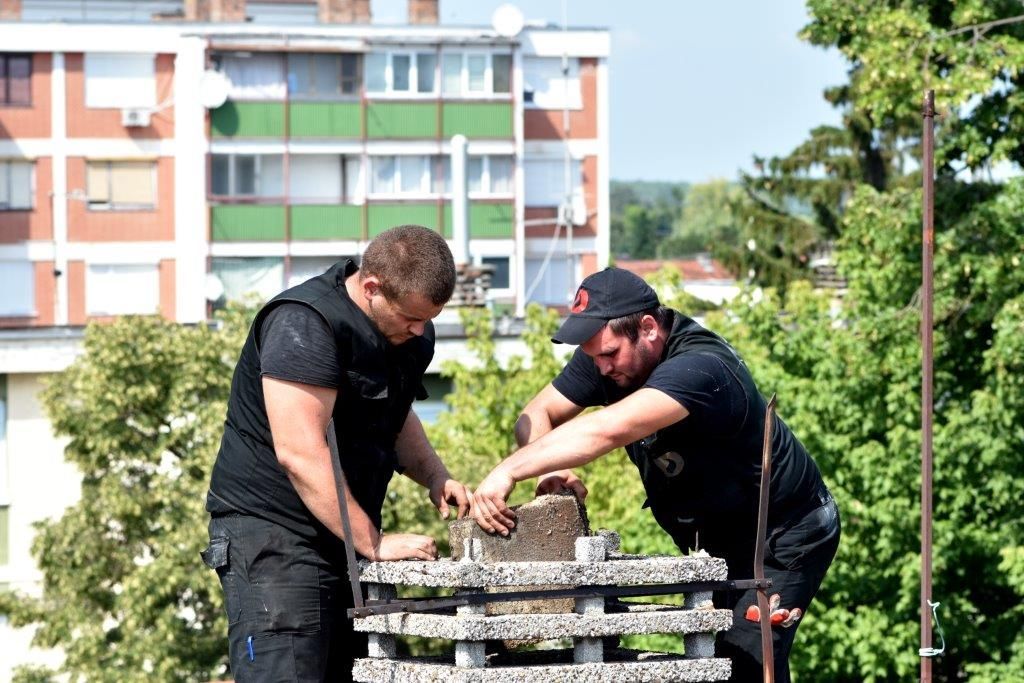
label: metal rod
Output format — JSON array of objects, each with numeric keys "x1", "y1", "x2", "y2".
[
  {"x1": 920, "y1": 88, "x2": 936, "y2": 683},
  {"x1": 326, "y1": 419, "x2": 365, "y2": 610},
  {"x1": 348, "y1": 577, "x2": 773, "y2": 619},
  {"x1": 755, "y1": 393, "x2": 778, "y2": 683}
]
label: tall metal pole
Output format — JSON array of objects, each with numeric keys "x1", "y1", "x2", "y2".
[
  {"x1": 450, "y1": 134, "x2": 470, "y2": 266},
  {"x1": 920, "y1": 89, "x2": 935, "y2": 683}
]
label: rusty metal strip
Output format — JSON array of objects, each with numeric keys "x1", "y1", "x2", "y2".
[
  {"x1": 327, "y1": 419, "x2": 366, "y2": 610},
  {"x1": 348, "y1": 578, "x2": 772, "y2": 619},
  {"x1": 754, "y1": 393, "x2": 777, "y2": 683}
]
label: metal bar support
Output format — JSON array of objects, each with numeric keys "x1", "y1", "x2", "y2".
[
  {"x1": 754, "y1": 393, "x2": 778, "y2": 683},
  {"x1": 327, "y1": 419, "x2": 366, "y2": 610},
  {"x1": 920, "y1": 88, "x2": 936, "y2": 683}
]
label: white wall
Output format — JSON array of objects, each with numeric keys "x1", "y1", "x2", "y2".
[{"x1": 0, "y1": 372, "x2": 80, "y2": 682}]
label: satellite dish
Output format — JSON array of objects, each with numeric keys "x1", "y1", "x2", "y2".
[
  {"x1": 204, "y1": 273, "x2": 225, "y2": 301},
  {"x1": 198, "y1": 70, "x2": 229, "y2": 109},
  {"x1": 492, "y1": 3, "x2": 525, "y2": 37}
]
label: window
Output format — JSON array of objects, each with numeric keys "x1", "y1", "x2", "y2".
[
  {"x1": 0, "y1": 374, "x2": 7, "y2": 565},
  {"x1": 0, "y1": 54, "x2": 31, "y2": 106},
  {"x1": 287, "y1": 256, "x2": 347, "y2": 289},
  {"x1": 218, "y1": 53, "x2": 286, "y2": 100},
  {"x1": 369, "y1": 155, "x2": 444, "y2": 195},
  {"x1": 84, "y1": 53, "x2": 156, "y2": 109},
  {"x1": 365, "y1": 51, "x2": 438, "y2": 95},
  {"x1": 0, "y1": 261, "x2": 33, "y2": 316},
  {"x1": 210, "y1": 257, "x2": 284, "y2": 306},
  {"x1": 482, "y1": 256, "x2": 510, "y2": 289},
  {"x1": 86, "y1": 264, "x2": 160, "y2": 315},
  {"x1": 288, "y1": 155, "x2": 360, "y2": 203},
  {"x1": 209, "y1": 154, "x2": 283, "y2": 199},
  {"x1": 288, "y1": 53, "x2": 361, "y2": 98},
  {"x1": 468, "y1": 155, "x2": 514, "y2": 195},
  {"x1": 438, "y1": 52, "x2": 512, "y2": 97},
  {"x1": 0, "y1": 160, "x2": 33, "y2": 210},
  {"x1": 524, "y1": 158, "x2": 583, "y2": 207},
  {"x1": 86, "y1": 160, "x2": 156, "y2": 210},
  {"x1": 525, "y1": 257, "x2": 572, "y2": 305},
  {"x1": 523, "y1": 57, "x2": 582, "y2": 109}
]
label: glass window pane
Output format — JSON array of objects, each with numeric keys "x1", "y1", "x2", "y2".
[
  {"x1": 211, "y1": 257, "x2": 284, "y2": 305},
  {"x1": 7, "y1": 56, "x2": 30, "y2": 105},
  {"x1": 416, "y1": 53, "x2": 436, "y2": 93},
  {"x1": 365, "y1": 52, "x2": 386, "y2": 92},
  {"x1": 489, "y1": 156, "x2": 513, "y2": 194},
  {"x1": 314, "y1": 54, "x2": 340, "y2": 97},
  {"x1": 288, "y1": 53, "x2": 312, "y2": 97},
  {"x1": 467, "y1": 55, "x2": 486, "y2": 92},
  {"x1": 399, "y1": 156, "x2": 425, "y2": 193},
  {"x1": 343, "y1": 156, "x2": 361, "y2": 200},
  {"x1": 235, "y1": 155, "x2": 256, "y2": 195},
  {"x1": 211, "y1": 155, "x2": 230, "y2": 195},
  {"x1": 482, "y1": 256, "x2": 510, "y2": 289},
  {"x1": 109, "y1": 162, "x2": 154, "y2": 206},
  {"x1": 371, "y1": 156, "x2": 395, "y2": 194},
  {"x1": 468, "y1": 157, "x2": 483, "y2": 193},
  {"x1": 340, "y1": 54, "x2": 360, "y2": 94},
  {"x1": 392, "y1": 54, "x2": 411, "y2": 92},
  {"x1": 492, "y1": 54, "x2": 511, "y2": 93},
  {"x1": 432, "y1": 156, "x2": 450, "y2": 194},
  {"x1": 86, "y1": 162, "x2": 110, "y2": 203},
  {"x1": 0, "y1": 164, "x2": 8, "y2": 206},
  {"x1": 258, "y1": 155, "x2": 283, "y2": 197},
  {"x1": 442, "y1": 53, "x2": 462, "y2": 95},
  {"x1": 9, "y1": 162, "x2": 32, "y2": 209}
]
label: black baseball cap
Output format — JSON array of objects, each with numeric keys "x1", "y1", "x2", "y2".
[{"x1": 552, "y1": 267, "x2": 661, "y2": 345}]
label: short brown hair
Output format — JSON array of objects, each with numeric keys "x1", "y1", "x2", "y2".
[
  {"x1": 360, "y1": 225, "x2": 456, "y2": 305},
  {"x1": 608, "y1": 306, "x2": 670, "y2": 343}
]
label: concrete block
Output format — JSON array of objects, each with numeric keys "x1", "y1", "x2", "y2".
[
  {"x1": 455, "y1": 641, "x2": 486, "y2": 667},
  {"x1": 448, "y1": 493, "x2": 589, "y2": 615},
  {"x1": 575, "y1": 536, "x2": 606, "y2": 563},
  {"x1": 366, "y1": 584, "x2": 397, "y2": 658},
  {"x1": 596, "y1": 529, "x2": 621, "y2": 554}
]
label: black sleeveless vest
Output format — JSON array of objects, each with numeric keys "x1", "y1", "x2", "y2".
[{"x1": 206, "y1": 260, "x2": 433, "y2": 543}]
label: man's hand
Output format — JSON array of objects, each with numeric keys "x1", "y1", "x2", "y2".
[
  {"x1": 429, "y1": 477, "x2": 472, "y2": 520},
  {"x1": 471, "y1": 469, "x2": 517, "y2": 536},
  {"x1": 535, "y1": 469, "x2": 588, "y2": 501},
  {"x1": 372, "y1": 533, "x2": 440, "y2": 561}
]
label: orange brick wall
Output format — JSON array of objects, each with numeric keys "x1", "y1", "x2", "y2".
[
  {"x1": 0, "y1": 156, "x2": 53, "y2": 242},
  {"x1": 65, "y1": 53, "x2": 175, "y2": 140},
  {"x1": 0, "y1": 53, "x2": 51, "y2": 138},
  {"x1": 525, "y1": 154, "x2": 598, "y2": 238},
  {"x1": 158, "y1": 258, "x2": 175, "y2": 320},
  {"x1": 67, "y1": 260, "x2": 85, "y2": 325},
  {"x1": 66, "y1": 156, "x2": 175, "y2": 242},
  {"x1": 523, "y1": 58, "x2": 598, "y2": 140}
]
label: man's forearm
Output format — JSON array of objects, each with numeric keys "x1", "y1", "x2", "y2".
[
  {"x1": 501, "y1": 410, "x2": 624, "y2": 482},
  {"x1": 395, "y1": 410, "x2": 451, "y2": 490},
  {"x1": 278, "y1": 445, "x2": 381, "y2": 558},
  {"x1": 514, "y1": 408, "x2": 555, "y2": 448}
]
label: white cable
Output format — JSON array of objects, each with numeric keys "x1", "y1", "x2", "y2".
[{"x1": 918, "y1": 600, "x2": 946, "y2": 657}]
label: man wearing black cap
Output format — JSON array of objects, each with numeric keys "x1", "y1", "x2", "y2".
[{"x1": 471, "y1": 267, "x2": 840, "y2": 682}]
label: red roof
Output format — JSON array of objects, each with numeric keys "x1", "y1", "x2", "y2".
[{"x1": 616, "y1": 258, "x2": 734, "y2": 282}]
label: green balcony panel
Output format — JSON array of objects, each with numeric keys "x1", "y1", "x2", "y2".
[
  {"x1": 291, "y1": 205, "x2": 363, "y2": 240},
  {"x1": 366, "y1": 102, "x2": 438, "y2": 139},
  {"x1": 367, "y1": 203, "x2": 442, "y2": 237},
  {"x1": 442, "y1": 201, "x2": 514, "y2": 239},
  {"x1": 289, "y1": 102, "x2": 362, "y2": 138},
  {"x1": 211, "y1": 205, "x2": 286, "y2": 241},
  {"x1": 442, "y1": 102, "x2": 514, "y2": 139},
  {"x1": 211, "y1": 101, "x2": 286, "y2": 138}
]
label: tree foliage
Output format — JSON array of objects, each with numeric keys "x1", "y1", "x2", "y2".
[{"x1": 0, "y1": 306, "x2": 260, "y2": 681}]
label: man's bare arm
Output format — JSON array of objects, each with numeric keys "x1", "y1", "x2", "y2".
[
  {"x1": 264, "y1": 377, "x2": 438, "y2": 560},
  {"x1": 515, "y1": 383, "x2": 588, "y2": 497},
  {"x1": 395, "y1": 409, "x2": 471, "y2": 519}
]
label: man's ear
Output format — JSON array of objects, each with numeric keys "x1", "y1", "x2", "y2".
[
  {"x1": 360, "y1": 274, "x2": 382, "y2": 299},
  {"x1": 641, "y1": 314, "x2": 659, "y2": 341}
]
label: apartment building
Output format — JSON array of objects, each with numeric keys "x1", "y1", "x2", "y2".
[{"x1": 0, "y1": 0, "x2": 609, "y2": 677}]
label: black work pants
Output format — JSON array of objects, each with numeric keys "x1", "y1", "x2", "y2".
[
  {"x1": 713, "y1": 493, "x2": 841, "y2": 683},
  {"x1": 202, "y1": 515, "x2": 367, "y2": 682}
]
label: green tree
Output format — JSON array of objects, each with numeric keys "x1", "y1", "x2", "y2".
[
  {"x1": 658, "y1": 179, "x2": 745, "y2": 259},
  {"x1": 0, "y1": 307, "x2": 259, "y2": 681}
]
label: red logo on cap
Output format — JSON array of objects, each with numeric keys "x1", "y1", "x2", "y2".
[{"x1": 571, "y1": 288, "x2": 589, "y2": 313}]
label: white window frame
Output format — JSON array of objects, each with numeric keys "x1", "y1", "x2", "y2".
[
  {"x1": 438, "y1": 50, "x2": 513, "y2": 99},
  {"x1": 0, "y1": 159, "x2": 34, "y2": 210},
  {"x1": 84, "y1": 53, "x2": 157, "y2": 109},
  {"x1": 85, "y1": 263, "x2": 160, "y2": 316},
  {"x1": 368, "y1": 155, "x2": 435, "y2": 198},
  {"x1": 467, "y1": 155, "x2": 514, "y2": 198},
  {"x1": 365, "y1": 50, "x2": 439, "y2": 98},
  {"x1": 210, "y1": 154, "x2": 284, "y2": 199},
  {"x1": 0, "y1": 261, "x2": 34, "y2": 317},
  {"x1": 86, "y1": 160, "x2": 157, "y2": 212},
  {"x1": 477, "y1": 254, "x2": 514, "y2": 297}
]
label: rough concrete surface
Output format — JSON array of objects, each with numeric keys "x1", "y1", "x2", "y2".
[
  {"x1": 352, "y1": 650, "x2": 732, "y2": 682},
  {"x1": 449, "y1": 493, "x2": 589, "y2": 615}
]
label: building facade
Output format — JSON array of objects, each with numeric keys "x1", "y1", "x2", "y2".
[{"x1": 0, "y1": 0, "x2": 610, "y2": 677}]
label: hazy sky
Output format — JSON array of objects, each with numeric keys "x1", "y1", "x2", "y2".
[{"x1": 373, "y1": 0, "x2": 849, "y2": 183}]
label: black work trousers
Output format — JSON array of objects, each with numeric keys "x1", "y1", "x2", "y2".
[
  {"x1": 712, "y1": 492, "x2": 841, "y2": 683},
  {"x1": 202, "y1": 515, "x2": 367, "y2": 682}
]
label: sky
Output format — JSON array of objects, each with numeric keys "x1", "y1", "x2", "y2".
[{"x1": 373, "y1": 0, "x2": 850, "y2": 184}]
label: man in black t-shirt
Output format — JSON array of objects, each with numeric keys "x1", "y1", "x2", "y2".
[
  {"x1": 202, "y1": 225, "x2": 471, "y2": 682},
  {"x1": 472, "y1": 267, "x2": 839, "y2": 682}
]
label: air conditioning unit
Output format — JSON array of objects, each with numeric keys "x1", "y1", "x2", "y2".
[{"x1": 121, "y1": 108, "x2": 152, "y2": 128}]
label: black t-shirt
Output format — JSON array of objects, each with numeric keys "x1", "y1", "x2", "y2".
[
  {"x1": 259, "y1": 303, "x2": 341, "y2": 389},
  {"x1": 552, "y1": 311, "x2": 825, "y2": 557}
]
